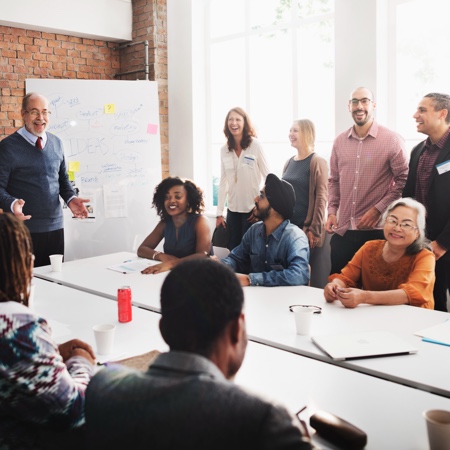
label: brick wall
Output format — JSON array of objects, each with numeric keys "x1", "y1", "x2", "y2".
[{"x1": 0, "y1": 0, "x2": 169, "y2": 177}]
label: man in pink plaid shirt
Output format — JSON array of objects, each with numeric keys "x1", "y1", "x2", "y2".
[{"x1": 326, "y1": 87, "x2": 409, "y2": 275}]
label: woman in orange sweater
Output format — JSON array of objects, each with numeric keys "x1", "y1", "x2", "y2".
[{"x1": 324, "y1": 197, "x2": 435, "y2": 309}]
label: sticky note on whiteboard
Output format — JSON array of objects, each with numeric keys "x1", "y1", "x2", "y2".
[
  {"x1": 68, "y1": 171, "x2": 75, "y2": 181},
  {"x1": 104, "y1": 104, "x2": 115, "y2": 114},
  {"x1": 147, "y1": 123, "x2": 158, "y2": 134},
  {"x1": 69, "y1": 161, "x2": 80, "y2": 172}
]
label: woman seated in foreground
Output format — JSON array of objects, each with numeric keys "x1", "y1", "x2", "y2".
[
  {"x1": 0, "y1": 213, "x2": 96, "y2": 449},
  {"x1": 324, "y1": 198, "x2": 435, "y2": 309},
  {"x1": 138, "y1": 177, "x2": 211, "y2": 274}
]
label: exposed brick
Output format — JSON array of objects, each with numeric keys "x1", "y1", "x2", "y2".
[
  {"x1": 42, "y1": 32, "x2": 56, "y2": 40},
  {"x1": 0, "y1": 2, "x2": 168, "y2": 176}
]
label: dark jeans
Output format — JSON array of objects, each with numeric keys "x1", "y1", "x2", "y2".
[
  {"x1": 329, "y1": 229, "x2": 384, "y2": 275},
  {"x1": 226, "y1": 209, "x2": 253, "y2": 251},
  {"x1": 31, "y1": 228, "x2": 64, "y2": 267},
  {"x1": 433, "y1": 257, "x2": 450, "y2": 312}
]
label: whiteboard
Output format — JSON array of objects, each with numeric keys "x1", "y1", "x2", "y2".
[{"x1": 26, "y1": 79, "x2": 161, "y2": 261}]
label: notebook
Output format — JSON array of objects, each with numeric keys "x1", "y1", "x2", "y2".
[{"x1": 311, "y1": 330, "x2": 418, "y2": 361}]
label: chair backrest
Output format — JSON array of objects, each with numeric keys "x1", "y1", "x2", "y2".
[{"x1": 213, "y1": 246, "x2": 230, "y2": 259}]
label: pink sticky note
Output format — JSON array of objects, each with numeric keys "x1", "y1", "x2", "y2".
[{"x1": 147, "y1": 123, "x2": 158, "y2": 134}]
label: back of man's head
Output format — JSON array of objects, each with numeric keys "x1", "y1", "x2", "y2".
[{"x1": 160, "y1": 259, "x2": 244, "y2": 356}]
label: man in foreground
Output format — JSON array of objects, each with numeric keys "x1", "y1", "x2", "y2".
[
  {"x1": 221, "y1": 173, "x2": 310, "y2": 286},
  {"x1": 85, "y1": 259, "x2": 312, "y2": 449}
]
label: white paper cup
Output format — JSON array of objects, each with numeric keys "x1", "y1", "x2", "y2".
[
  {"x1": 93, "y1": 324, "x2": 116, "y2": 355},
  {"x1": 49, "y1": 254, "x2": 63, "y2": 272},
  {"x1": 423, "y1": 409, "x2": 450, "y2": 450},
  {"x1": 292, "y1": 306, "x2": 315, "y2": 335}
]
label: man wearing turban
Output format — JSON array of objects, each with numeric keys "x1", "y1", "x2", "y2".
[{"x1": 221, "y1": 173, "x2": 310, "y2": 286}]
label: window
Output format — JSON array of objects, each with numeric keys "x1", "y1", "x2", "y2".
[
  {"x1": 394, "y1": 0, "x2": 450, "y2": 151},
  {"x1": 206, "y1": 0, "x2": 335, "y2": 206}
]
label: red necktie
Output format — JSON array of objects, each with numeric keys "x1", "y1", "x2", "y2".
[{"x1": 36, "y1": 137, "x2": 43, "y2": 150}]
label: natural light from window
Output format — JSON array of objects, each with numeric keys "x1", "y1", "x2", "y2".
[{"x1": 207, "y1": 0, "x2": 335, "y2": 205}]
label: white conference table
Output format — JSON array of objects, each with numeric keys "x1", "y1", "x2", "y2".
[
  {"x1": 31, "y1": 277, "x2": 168, "y2": 362},
  {"x1": 34, "y1": 252, "x2": 165, "y2": 312},
  {"x1": 242, "y1": 285, "x2": 450, "y2": 398},
  {"x1": 34, "y1": 252, "x2": 450, "y2": 397},
  {"x1": 31, "y1": 277, "x2": 450, "y2": 449}
]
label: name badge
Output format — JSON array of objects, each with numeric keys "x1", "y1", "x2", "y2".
[
  {"x1": 436, "y1": 159, "x2": 450, "y2": 175},
  {"x1": 243, "y1": 156, "x2": 255, "y2": 168}
]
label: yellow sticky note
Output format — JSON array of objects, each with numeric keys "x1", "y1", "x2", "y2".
[
  {"x1": 104, "y1": 104, "x2": 115, "y2": 114},
  {"x1": 68, "y1": 171, "x2": 75, "y2": 181},
  {"x1": 69, "y1": 161, "x2": 80, "y2": 172}
]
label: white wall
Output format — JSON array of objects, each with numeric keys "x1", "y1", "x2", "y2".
[
  {"x1": 0, "y1": 0, "x2": 132, "y2": 42},
  {"x1": 167, "y1": 0, "x2": 208, "y2": 191}
]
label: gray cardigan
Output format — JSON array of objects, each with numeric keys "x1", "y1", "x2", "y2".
[{"x1": 283, "y1": 153, "x2": 328, "y2": 247}]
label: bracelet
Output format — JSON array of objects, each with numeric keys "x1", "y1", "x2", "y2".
[{"x1": 153, "y1": 251, "x2": 161, "y2": 260}]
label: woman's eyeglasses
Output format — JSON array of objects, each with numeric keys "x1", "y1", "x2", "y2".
[{"x1": 385, "y1": 217, "x2": 417, "y2": 231}]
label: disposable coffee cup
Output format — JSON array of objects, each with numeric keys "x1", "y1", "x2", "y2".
[
  {"x1": 49, "y1": 254, "x2": 63, "y2": 272},
  {"x1": 292, "y1": 306, "x2": 315, "y2": 335},
  {"x1": 423, "y1": 409, "x2": 450, "y2": 450},
  {"x1": 93, "y1": 324, "x2": 116, "y2": 355}
]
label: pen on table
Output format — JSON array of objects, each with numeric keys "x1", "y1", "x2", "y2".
[{"x1": 422, "y1": 337, "x2": 450, "y2": 347}]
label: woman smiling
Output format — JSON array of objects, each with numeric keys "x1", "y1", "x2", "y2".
[
  {"x1": 138, "y1": 177, "x2": 211, "y2": 274},
  {"x1": 324, "y1": 198, "x2": 435, "y2": 309}
]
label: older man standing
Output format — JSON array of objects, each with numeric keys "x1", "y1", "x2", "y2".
[
  {"x1": 0, "y1": 92, "x2": 89, "y2": 267},
  {"x1": 221, "y1": 173, "x2": 310, "y2": 286},
  {"x1": 326, "y1": 87, "x2": 409, "y2": 275},
  {"x1": 403, "y1": 93, "x2": 450, "y2": 312}
]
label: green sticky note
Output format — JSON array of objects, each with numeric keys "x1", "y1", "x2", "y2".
[{"x1": 68, "y1": 171, "x2": 75, "y2": 181}]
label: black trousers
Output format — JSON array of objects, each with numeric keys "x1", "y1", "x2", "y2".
[
  {"x1": 226, "y1": 210, "x2": 253, "y2": 251},
  {"x1": 31, "y1": 229, "x2": 64, "y2": 268},
  {"x1": 329, "y1": 229, "x2": 384, "y2": 275},
  {"x1": 433, "y1": 257, "x2": 450, "y2": 312}
]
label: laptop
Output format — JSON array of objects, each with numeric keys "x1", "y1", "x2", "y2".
[{"x1": 311, "y1": 330, "x2": 418, "y2": 361}]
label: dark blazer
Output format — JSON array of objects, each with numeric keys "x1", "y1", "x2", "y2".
[
  {"x1": 85, "y1": 351, "x2": 312, "y2": 450},
  {"x1": 403, "y1": 137, "x2": 450, "y2": 260}
]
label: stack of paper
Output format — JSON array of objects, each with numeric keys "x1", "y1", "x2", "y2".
[{"x1": 415, "y1": 320, "x2": 450, "y2": 347}]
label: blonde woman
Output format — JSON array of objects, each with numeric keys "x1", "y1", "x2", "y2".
[{"x1": 282, "y1": 119, "x2": 328, "y2": 283}]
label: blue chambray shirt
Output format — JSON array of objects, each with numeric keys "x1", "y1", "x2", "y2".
[{"x1": 221, "y1": 220, "x2": 310, "y2": 286}]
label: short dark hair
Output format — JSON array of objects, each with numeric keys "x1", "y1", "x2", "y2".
[
  {"x1": 152, "y1": 176, "x2": 205, "y2": 220},
  {"x1": 160, "y1": 259, "x2": 244, "y2": 356},
  {"x1": 0, "y1": 213, "x2": 33, "y2": 304},
  {"x1": 424, "y1": 93, "x2": 450, "y2": 124}
]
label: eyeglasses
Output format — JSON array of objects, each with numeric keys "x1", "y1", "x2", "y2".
[
  {"x1": 350, "y1": 98, "x2": 372, "y2": 106},
  {"x1": 289, "y1": 305, "x2": 322, "y2": 314},
  {"x1": 385, "y1": 217, "x2": 418, "y2": 231},
  {"x1": 24, "y1": 109, "x2": 52, "y2": 117}
]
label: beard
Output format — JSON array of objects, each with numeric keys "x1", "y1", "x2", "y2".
[{"x1": 254, "y1": 204, "x2": 271, "y2": 221}]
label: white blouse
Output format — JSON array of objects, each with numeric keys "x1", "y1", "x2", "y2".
[{"x1": 216, "y1": 138, "x2": 270, "y2": 216}]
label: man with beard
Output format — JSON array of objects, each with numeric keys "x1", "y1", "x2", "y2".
[
  {"x1": 326, "y1": 87, "x2": 409, "y2": 275},
  {"x1": 403, "y1": 93, "x2": 450, "y2": 312},
  {"x1": 221, "y1": 173, "x2": 310, "y2": 286},
  {"x1": 0, "y1": 92, "x2": 89, "y2": 267}
]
